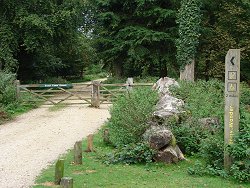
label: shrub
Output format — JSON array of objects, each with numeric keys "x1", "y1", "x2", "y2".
[
  {"x1": 169, "y1": 118, "x2": 212, "y2": 155},
  {"x1": 104, "y1": 142, "x2": 156, "y2": 164},
  {"x1": 170, "y1": 79, "x2": 224, "y2": 119},
  {"x1": 0, "y1": 71, "x2": 17, "y2": 106},
  {"x1": 228, "y1": 108, "x2": 250, "y2": 182},
  {"x1": 199, "y1": 133, "x2": 224, "y2": 169},
  {"x1": 107, "y1": 87, "x2": 158, "y2": 147},
  {"x1": 241, "y1": 82, "x2": 250, "y2": 106}
]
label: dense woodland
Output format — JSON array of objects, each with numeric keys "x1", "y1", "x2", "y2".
[{"x1": 0, "y1": 0, "x2": 249, "y2": 82}]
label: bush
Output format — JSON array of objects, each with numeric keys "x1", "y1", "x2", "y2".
[
  {"x1": 168, "y1": 79, "x2": 225, "y2": 155},
  {"x1": 199, "y1": 133, "x2": 224, "y2": 168},
  {"x1": 169, "y1": 118, "x2": 212, "y2": 155},
  {"x1": 104, "y1": 142, "x2": 156, "y2": 164},
  {"x1": 176, "y1": 80, "x2": 250, "y2": 183},
  {"x1": 228, "y1": 108, "x2": 250, "y2": 182},
  {"x1": 241, "y1": 82, "x2": 250, "y2": 106},
  {"x1": 170, "y1": 79, "x2": 224, "y2": 119},
  {"x1": 107, "y1": 87, "x2": 158, "y2": 147},
  {"x1": 0, "y1": 71, "x2": 17, "y2": 106}
]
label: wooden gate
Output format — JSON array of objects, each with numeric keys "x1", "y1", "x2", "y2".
[
  {"x1": 16, "y1": 78, "x2": 153, "y2": 107},
  {"x1": 16, "y1": 81, "x2": 92, "y2": 106},
  {"x1": 91, "y1": 78, "x2": 153, "y2": 107}
]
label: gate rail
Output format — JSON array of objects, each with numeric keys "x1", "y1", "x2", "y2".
[{"x1": 15, "y1": 78, "x2": 153, "y2": 107}]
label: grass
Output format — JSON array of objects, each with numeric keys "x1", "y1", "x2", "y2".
[{"x1": 33, "y1": 131, "x2": 249, "y2": 188}]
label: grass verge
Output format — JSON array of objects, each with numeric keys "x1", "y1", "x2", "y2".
[{"x1": 33, "y1": 131, "x2": 249, "y2": 188}]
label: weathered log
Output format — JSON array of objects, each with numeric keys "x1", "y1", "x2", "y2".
[
  {"x1": 54, "y1": 159, "x2": 64, "y2": 185},
  {"x1": 60, "y1": 177, "x2": 73, "y2": 188},
  {"x1": 74, "y1": 141, "x2": 82, "y2": 165}
]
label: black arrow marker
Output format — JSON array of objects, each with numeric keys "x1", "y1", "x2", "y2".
[{"x1": 230, "y1": 56, "x2": 235, "y2": 65}]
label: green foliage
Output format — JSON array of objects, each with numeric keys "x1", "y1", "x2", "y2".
[
  {"x1": 227, "y1": 108, "x2": 250, "y2": 182},
  {"x1": 0, "y1": 71, "x2": 17, "y2": 106},
  {"x1": 174, "y1": 80, "x2": 250, "y2": 182},
  {"x1": 176, "y1": 0, "x2": 202, "y2": 68},
  {"x1": 188, "y1": 161, "x2": 228, "y2": 178},
  {"x1": 171, "y1": 79, "x2": 224, "y2": 118},
  {"x1": 0, "y1": 0, "x2": 95, "y2": 81},
  {"x1": 197, "y1": 0, "x2": 250, "y2": 80},
  {"x1": 104, "y1": 142, "x2": 156, "y2": 164},
  {"x1": 90, "y1": 0, "x2": 179, "y2": 77},
  {"x1": 107, "y1": 87, "x2": 158, "y2": 147},
  {"x1": 241, "y1": 82, "x2": 250, "y2": 106},
  {"x1": 34, "y1": 130, "x2": 248, "y2": 188},
  {"x1": 169, "y1": 118, "x2": 212, "y2": 155},
  {"x1": 199, "y1": 133, "x2": 224, "y2": 168}
]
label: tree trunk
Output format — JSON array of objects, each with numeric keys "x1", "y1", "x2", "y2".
[
  {"x1": 113, "y1": 62, "x2": 122, "y2": 77},
  {"x1": 180, "y1": 59, "x2": 195, "y2": 81}
]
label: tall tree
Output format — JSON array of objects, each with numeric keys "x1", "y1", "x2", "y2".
[
  {"x1": 90, "y1": 0, "x2": 180, "y2": 77},
  {"x1": 196, "y1": 0, "x2": 250, "y2": 81},
  {"x1": 0, "y1": 0, "x2": 93, "y2": 81},
  {"x1": 176, "y1": 0, "x2": 202, "y2": 81}
]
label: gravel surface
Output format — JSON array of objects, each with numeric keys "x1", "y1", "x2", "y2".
[{"x1": 0, "y1": 104, "x2": 110, "y2": 188}]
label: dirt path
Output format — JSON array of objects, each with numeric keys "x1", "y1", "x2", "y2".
[{"x1": 0, "y1": 103, "x2": 110, "y2": 188}]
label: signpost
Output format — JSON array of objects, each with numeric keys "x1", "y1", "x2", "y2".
[{"x1": 224, "y1": 49, "x2": 240, "y2": 170}]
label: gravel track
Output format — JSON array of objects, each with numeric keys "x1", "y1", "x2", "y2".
[{"x1": 0, "y1": 104, "x2": 110, "y2": 188}]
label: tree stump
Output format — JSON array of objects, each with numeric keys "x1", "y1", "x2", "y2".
[{"x1": 60, "y1": 177, "x2": 73, "y2": 188}]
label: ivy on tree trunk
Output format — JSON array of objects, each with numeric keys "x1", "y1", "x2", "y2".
[{"x1": 176, "y1": 0, "x2": 202, "y2": 81}]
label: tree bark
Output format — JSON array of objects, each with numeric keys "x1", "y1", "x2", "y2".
[{"x1": 180, "y1": 59, "x2": 195, "y2": 81}]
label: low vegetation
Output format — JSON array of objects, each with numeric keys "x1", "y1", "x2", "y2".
[
  {"x1": 34, "y1": 79, "x2": 249, "y2": 186},
  {"x1": 34, "y1": 132, "x2": 249, "y2": 188},
  {"x1": 170, "y1": 80, "x2": 250, "y2": 182},
  {"x1": 0, "y1": 71, "x2": 36, "y2": 124}
]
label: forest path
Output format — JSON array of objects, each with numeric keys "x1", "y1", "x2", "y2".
[{"x1": 0, "y1": 80, "x2": 110, "y2": 188}]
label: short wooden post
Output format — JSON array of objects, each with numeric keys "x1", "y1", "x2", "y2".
[
  {"x1": 85, "y1": 134, "x2": 94, "y2": 152},
  {"x1": 15, "y1": 80, "x2": 20, "y2": 100},
  {"x1": 74, "y1": 141, "x2": 82, "y2": 165},
  {"x1": 91, "y1": 81, "x2": 100, "y2": 108},
  {"x1": 224, "y1": 49, "x2": 240, "y2": 170},
  {"x1": 55, "y1": 159, "x2": 64, "y2": 185},
  {"x1": 126, "y1": 78, "x2": 133, "y2": 92},
  {"x1": 60, "y1": 177, "x2": 73, "y2": 188},
  {"x1": 103, "y1": 129, "x2": 110, "y2": 144}
]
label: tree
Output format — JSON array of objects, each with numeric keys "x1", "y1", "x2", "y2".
[
  {"x1": 196, "y1": 0, "x2": 250, "y2": 81},
  {"x1": 0, "y1": 0, "x2": 93, "y2": 81},
  {"x1": 90, "y1": 0, "x2": 180, "y2": 77},
  {"x1": 176, "y1": 0, "x2": 202, "y2": 81}
]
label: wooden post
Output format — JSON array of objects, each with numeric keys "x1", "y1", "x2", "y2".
[
  {"x1": 15, "y1": 80, "x2": 20, "y2": 100},
  {"x1": 55, "y1": 159, "x2": 64, "y2": 185},
  {"x1": 60, "y1": 177, "x2": 73, "y2": 188},
  {"x1": 85, "y1": 134, "x2": 94, "y2": 152},
  {"x1": 180, "y1": 59, "x2": 195, "y2": 81},
  {"x1": 224, "y1": 49, "x2": 240, "y2": 170},
  {"x1": 91, "y1": 81, "x2": 100, "y2": 108},
  {"x1": 74, "y1": 141, "x2": 82, "y2": 165},
  {"x1": 126, "y1": 78, "x2": 133, "y2": 92}
]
